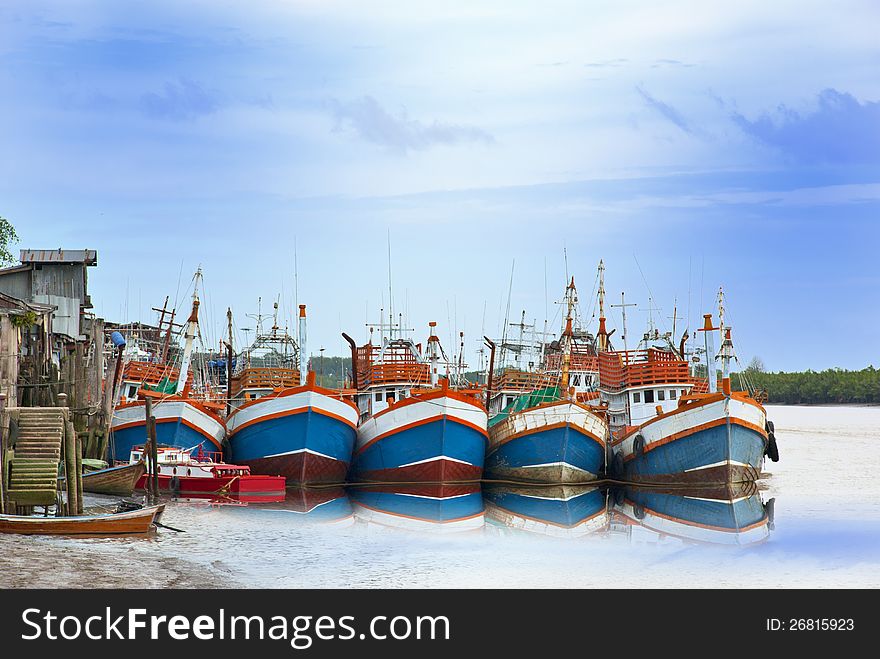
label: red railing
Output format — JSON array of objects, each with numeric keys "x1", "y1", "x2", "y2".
[
  {"x1": 492, "y1": 368, "x2": 556, "y2": 392},
  {"x1": 543, "y1": 353, "x2": 599, "y2": 372},
  {"x1": 598, "y1": 348, "x2": 691, "y2": 391},
  {"x1": 230, "y1": 367, "x2": 300, "y2": 396},
  {"x1": 122, "y1": 361, "x2": 183, "y2": 387},
  {"x1": 357, "y1": 343, "x2": 430, "y2": 386}
]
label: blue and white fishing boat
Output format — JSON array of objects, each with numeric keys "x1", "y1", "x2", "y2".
[
  {"x1": 227, "y1": 304, "x2": 359, "y2": 485},
  {"x1": 110, "y1": 270, "x2": 226, "y2": 460},
  {"x1": 485, "y1": 278, "x2": 608, "y2": 483},
  {"x1": 603, "y1": 288, "x2": 778, "y2": 485},
  {"x1": 346, "y1": 320, "x2": 488, "y2": 483}
]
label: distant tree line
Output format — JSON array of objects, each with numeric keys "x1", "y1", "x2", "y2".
[
  {"x1": 309, "y1": 354, "x2": 880, "y2": 405},
  {"x1": 738, "y1": 363, "x2": 880, "y2": 405},
  {"x1": 307, "y1": 355, "x2": 352, "y2": 389}
]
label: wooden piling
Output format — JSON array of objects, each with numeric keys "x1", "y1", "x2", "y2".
[
  {"x1": 75, "y1": 427, "x2": 84, "y2": 515},
  {"x1": 0, "y1": 393, "x2": 7, "y2": 515},
  {"x1": 144, "y1": 396, "x2": 160, "y2": 499},
  {"x1": 58, "y1": 393, "x2": 78, "y2": 517},
  {"x1": 149, "y1": 416, "x2": 159, "y2": 498}
]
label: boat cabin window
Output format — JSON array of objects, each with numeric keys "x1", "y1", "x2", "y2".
[
  {"x1": 385, "y1": 391, "x2": 395, "y2": 403},
  {"x1": 374, "y1": 392, "x2": 382, "y2": 402},
  {"x1": 669, "y1": 389, "x2": 677, "y2": 400},
  {"x1": 644, "y1": 390, "x2": 655, "y2": 404},
  {"x1": 572, "y1": 374, "x2": 581, "y2": 386},
  {"x1": 658, "y1": 390, "x2": 665, "y2": 401},
  {"x1": 632, "y1": 392, "x2": 641, "y2": 403},
  {"x1": 127, "y1": 385, "x2": 138, "y2": 398}
]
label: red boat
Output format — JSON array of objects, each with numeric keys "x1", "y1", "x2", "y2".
[{"x1": 129, "y1": 446, "x2": 286, "y2": 502}]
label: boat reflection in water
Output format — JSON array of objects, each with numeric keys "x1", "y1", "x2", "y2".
[
  {"x1": 215, "y1": 487, "x2": 355, "y2": 527},
  {"x1": 610, "y1": 483, "x2": 774, "y2": 546},
  {"x1": 484, "y1": 484, "x2": 610, "y2": 538},
  {"x1": 349, "y1": 483, "x2": 485, "y2": 534}
]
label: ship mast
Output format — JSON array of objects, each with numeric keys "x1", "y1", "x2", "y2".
[
  {"x1": 175, "y1": 267, "x2": 202, "y2": 395},
  {"x1": 597, "y1": 260, "x2": 609, "y2": 352},
  {"x1": 426, "y1": 321, "x2": 440, "y2": 387},
  {"x1": 298, "y1": 304, "x2": 308, "y2": 385},
  {"x1": 699, "y1": 311, "x2": 718, "y2": 394},
  {"x1": 225, "y1": 307, "x2": 234, "y2": 416},
  {"x1": 718, "y1": 287, "x2": 732, "y2": 396},
  {"x1": 560, "y1": 277, "x2": 577, "y2": 396}
]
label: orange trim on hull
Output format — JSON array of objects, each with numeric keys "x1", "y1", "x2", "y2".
[
  {"x1": 113, "y1": 416, "x2": 222, "y2": 449},
  {"x1": 623, "y1": 416, "x2": 767, "y2": 462},
  {"x1": 230, "y1": 404, "x2": 357, "y2": 436},
  {"x1": 612, "y1": 392, "x2": 765, "y2": 446},
  {"x1": 490, "y1": 420, "x2": 605, "y2": 451},
  {"x1": 370, "y1": 388, "x2": 485, "y2": 421},
  {"x1": 357, "y1": 414, "x2": 488, "y2": 456},
  {"x1": 228, "y1": 380, "x2": 358, "y2": 417}
]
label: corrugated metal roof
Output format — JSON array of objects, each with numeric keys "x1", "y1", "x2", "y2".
[{"x1": 20, "y1": 249, "x2": 97, "y2": 265}]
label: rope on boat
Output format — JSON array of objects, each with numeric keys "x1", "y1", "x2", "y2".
[{"x1": 153, "y1": 521, "x2": 185, "y2": 533}]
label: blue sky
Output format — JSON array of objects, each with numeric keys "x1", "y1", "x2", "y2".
[{"x1": 2, "y1": 1, "x2": 878, "y2": 371}]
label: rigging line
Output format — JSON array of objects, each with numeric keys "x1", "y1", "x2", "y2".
[
  {"x1": 583, "y1": 265, "x2": 601, "y2": 328},
  {"x1": 544, "y1": 257, "x2": 548, "y2": 326},
  {"x1": 294, "y1": 235, "x2": 299, "y2": 317},
  {"x1": 500, "y1": 259, "x2": 515, "y2": 367},
  {"x1": 687, "y1": 255, "x2": 693, "y2": 349},
  {"x1": 700, "y1": 256, "x2": 705, "y2": 328},
  {"x1": 171, "y1": 258, "x2": 185, "y2": 318},
  {"x1": 633, "y1": 252, "x2": 668, "y2": 335},
  {"x1": 387, "y1": 228, "x2": 393, "y2": 338}
]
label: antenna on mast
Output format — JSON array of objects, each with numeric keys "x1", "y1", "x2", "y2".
[
  {"x1": 294, "y1": 236, "x2": 299, "y2": 318},
  {"x1": 611, "y1": 292, "x2": 637, "y2": 353},
  {"x1": 499, "y1": 259, "x2": 515, "y2": 367},
  {"x1": 387, "y1": 229, "x2": 393, "y2": 340}
]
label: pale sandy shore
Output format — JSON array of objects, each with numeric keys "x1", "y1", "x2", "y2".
[{"x1": 0, "y1": 535, "x2": 233, "y2": 588}]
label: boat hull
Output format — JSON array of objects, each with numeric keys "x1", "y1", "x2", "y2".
[
  {"x1": 227, "y1": 386, "x2": 358, "y2": 485},
  {"x1": 0, "y1": 505, "x2": 164, "y2": 536},
  {"x1": 486, "y1": 401, "x2": 607, "y2": 483},
  {"x1": 613, "y1": 394, "x2": 767, "y2": 485},
  {"x1": 111, "y1": 400, "x2": 225, "y2": 460},
  {"x1": 352, "y1": 392, "x2": 488, "y2": 483},
  {"x1": 81, "y1": 462, "x2": 146, "y2": 496}
]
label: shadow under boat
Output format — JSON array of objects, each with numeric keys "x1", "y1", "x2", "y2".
[
  {"x1": 349, "y1": 483, "x2": 485, "y2": 534},
  {"x1": 609, "y1": 482, "x2": 774, "y2": 546},
  {"x1": 484, "y1": 484, "x2": 610, "y2": 538}
]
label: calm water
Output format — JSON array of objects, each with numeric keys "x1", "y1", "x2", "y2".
[{"x1": 18, "y1": 405, "x2": 880, "y2": 588}]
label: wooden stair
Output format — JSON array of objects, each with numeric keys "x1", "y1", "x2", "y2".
[{"x1": 7, "y1": 408, "x2": 65, "y2": 507}]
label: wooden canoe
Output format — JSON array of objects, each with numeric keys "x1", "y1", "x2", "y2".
[
  {"x1": 81, "y1": 461, "x2": 147, "y2": 496},
  {"x1": 0, "y1": 504, "x2": 165, "y2": 536}
]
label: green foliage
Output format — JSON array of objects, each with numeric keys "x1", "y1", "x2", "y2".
[
  {"x1": 0, "y1": 215, "x2": 19, "y2": 266},
  {"x1": 737, "y1": 366, "x2": 880, "y2": 405},
  {"x1": 10, "y1": 310, "x2": 38, "y2": 328}
]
